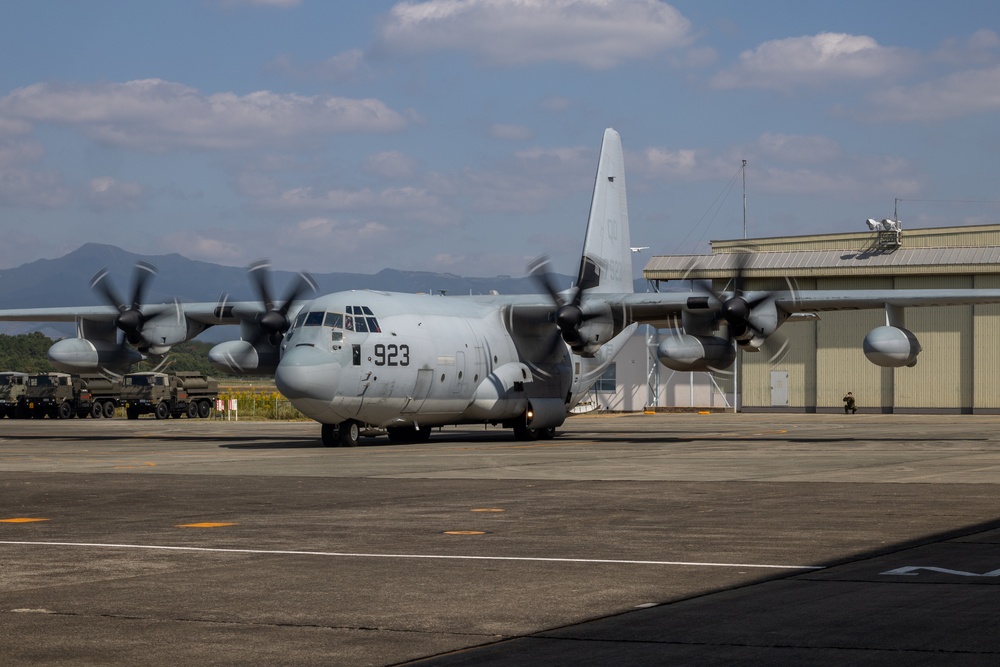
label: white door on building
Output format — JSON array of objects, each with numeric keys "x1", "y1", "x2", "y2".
[{"x1": 771, "y1": 371, "x2": 789, "y2": 407}]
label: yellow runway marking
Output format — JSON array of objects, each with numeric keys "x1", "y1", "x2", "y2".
[
  {"x1": 471, "y1": 508, "x2": 505, "y2": 513},
  {"x1": 1, "y1": 518, "x2": 50, "y2": 523},
  {"x1": 175, "y1": 522, "x2": 238, "y2": 528},
  {"x1": 443, "y1": 530, "x2": 487, "y2": 535}
]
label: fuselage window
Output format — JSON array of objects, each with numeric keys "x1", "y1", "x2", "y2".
[{"x1": 304, "y1": 311, "x2": 325, "y2": 326}]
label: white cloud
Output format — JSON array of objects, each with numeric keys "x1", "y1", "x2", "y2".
[
  {"x1": 0, "y1": 137, "x2": 70, "y2": 207},
  {"x1": 265, "y1": 50, "x2": 368, "y2": 82},
  {"x1": 85, "y1": 176, "x2": 147, "y2": 211},
  {"x1": 363, "y1": 150, "x2": 419, "y2": 179},
  {"x1": 0, "y1": 79, "x2": 408, "y2": 152},
  {"x1": 635, "y1": 135, "x2": 922, "y2": 199},
  {"x1": 857, "y1": 64, "x2": 1000, "y2": 122},
  {"x1": 755, "y1": 133, "x2": 842, "y2": 164},
  {"x1": 490, "y1": 123, "x2": 533, "y2": 140},
  {"x1": 712, "y1": 33, "x2": 913, "y2": 91},
  {"x1": 376, "y1": 0, "x2": 692, "y2": 69},
  {"x1": 932, "y1": 29, "x2": 1000, "y2": 66}
]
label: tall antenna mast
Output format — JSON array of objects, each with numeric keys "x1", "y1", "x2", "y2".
[{"x1": 742, "y1": 159, "x2": 747, "y2": 239}]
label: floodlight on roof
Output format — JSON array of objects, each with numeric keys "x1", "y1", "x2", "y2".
[{"x1": 866, "y1": 218, "x2": 880, "y2": 230}]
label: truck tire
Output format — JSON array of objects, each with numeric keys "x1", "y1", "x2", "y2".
[
  {"x1": 57, "y1": 401, "x2": 73, "y2": 419},
  {"x1": 187, "y1": 402, "x2": 198, "y2": 418},
  {"x1": 103, "y1": 401, "x2": 116, "y2": 419},
  {"x1": 155, "y1": 402, "x2": 170, "y2": 420},
  {"x1": 91, "y1": 403, "x2": 103, "y2": 419},
  {"x1": 198, "y1": 400, "x2": 211, "y2": 418}
]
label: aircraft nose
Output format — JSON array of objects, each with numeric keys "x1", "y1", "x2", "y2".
[{"x1": 274, "y1": 345, "x2": 340, "y2": 403}]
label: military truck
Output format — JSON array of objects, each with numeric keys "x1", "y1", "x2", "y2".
[
  {"x1": 24, "y1": 372, "x2": 121, "y2": 419},
  {"x1": 0, "y1": 371, "x2": 28, "y2": 418},
  {"x1": 121, "y1": 371, "x2": 218, "y2": 420}
]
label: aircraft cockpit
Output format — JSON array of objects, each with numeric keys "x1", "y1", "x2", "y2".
[{"x1": 287, "y1": 305, "x2": 381, "y2": 349}]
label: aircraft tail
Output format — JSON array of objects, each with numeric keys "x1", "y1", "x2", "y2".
[{"x1": 577, "y1": 128, "x2": 633, "y2": 295}]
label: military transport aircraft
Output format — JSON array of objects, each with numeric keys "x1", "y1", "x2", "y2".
[{"x1": 4, "y1": 128, "x2": 1000, "y2": 446}]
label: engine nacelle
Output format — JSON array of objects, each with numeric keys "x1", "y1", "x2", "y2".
[
  {"x1": 48, "y1": 337, "x2": 143, "y2": 373},
  {"x1": 863, "y1": 326, "x2": 921, "y2": 367},
  {"x1": 657, "y1": 334, "x2": 736, "y2": 372},
  {"x1": 208, "y1": 339, "x2": 279, "y2": 375}
]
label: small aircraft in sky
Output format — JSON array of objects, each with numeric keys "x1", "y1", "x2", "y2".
[{"x1": 4, "y1": 128, "x2": 1000, "y2": 445}]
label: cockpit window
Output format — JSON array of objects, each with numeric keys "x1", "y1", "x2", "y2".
[
  {"x1": 366, "y1": 317, "x2": 380, "y2": 333},
  {"x1": 323, "y1": 312, "x2": 343, "y2": 328},
  {"x1": 304, "y1": 311, "x2": 325, "y2": 326},
  {"x1": 293, "y1": 312, "x2": 307, "y2": 329}
]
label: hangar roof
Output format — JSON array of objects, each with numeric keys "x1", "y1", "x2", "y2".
[{"x1": 643, "y1": 224, "x2": 1000, "y2": 281}]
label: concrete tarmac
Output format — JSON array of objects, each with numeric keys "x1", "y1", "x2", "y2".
[{"x1": 1, "y1": 413, "x2": 999, "y2": 665}]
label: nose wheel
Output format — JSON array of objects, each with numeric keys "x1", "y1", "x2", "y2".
[{"x1": 321, "y1": 421, "x2": 360, "y2": 447}]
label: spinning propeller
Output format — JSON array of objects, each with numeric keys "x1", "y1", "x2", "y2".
[
  {"x1": 689, "y1": 251, "x2": 792, "y2": 364},
  {"x1": 90, "y1": 261, "x2": 159, "y2": 346},
  {"x1": 527, "y1": 255, "x2": 607, "y2": 358},
  {"x1": 246, "y1": 260, "x2": 317, "y2": 346}
]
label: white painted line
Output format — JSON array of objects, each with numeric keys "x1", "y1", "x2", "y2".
[{"x1": 0, "y1": 540, "x2": 824, "y2": 570}]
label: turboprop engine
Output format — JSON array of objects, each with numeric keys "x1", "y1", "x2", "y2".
[
  {"x1": 863, "y1": 326, "x2": 922, "y2": 367},
  {"x1": 656, "y1": 334, "x2": 736, "y2": 372}
]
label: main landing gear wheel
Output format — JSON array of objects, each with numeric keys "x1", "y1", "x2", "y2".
[
  {"x1": 339, "y1": 420, "x2": 360, "y2": 447},
  {"x1": 321, "y1": 421, "x2": 361, "y2": 447}
]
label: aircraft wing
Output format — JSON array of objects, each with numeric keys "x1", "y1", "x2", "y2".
[
  {"x1": 617, "y1": 288, "x2": 1000, "y2": 328},
  {"x1": 0, "y1": 302, "x2": 252, "y2": 326}
]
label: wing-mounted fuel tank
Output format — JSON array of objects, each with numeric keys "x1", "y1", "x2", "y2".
[
  {"x1": 863, "y1": 325, "x2": 921, "y2": 367},
  {"x1": 208, "y1": 338, "x2": 280, "y2": 375},
  {"x1": 863, "y1": 305, "x2": 922, "y2": 367},
  {"x1": 657, "y1": 333, "x2": 736, "y2": 372}
]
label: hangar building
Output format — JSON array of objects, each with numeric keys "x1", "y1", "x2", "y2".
[{"x1": 607, "y1": 223, "x2": 1000, "y2": 414}]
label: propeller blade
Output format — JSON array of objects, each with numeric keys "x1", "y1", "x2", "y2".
[
  {"x1": 130, "y1": 261, "x2": 157, "y2": 311},
  {"x1": 246, "y1": 261, "x2": 318, "y2": 347},
  {"x1": 90, "y1": 268, "x2": 126, "y2": 312}
]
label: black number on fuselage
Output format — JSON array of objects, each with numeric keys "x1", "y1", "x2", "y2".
[{"x1": 374, "y1": 343, "x2": 410, "y2": 367}]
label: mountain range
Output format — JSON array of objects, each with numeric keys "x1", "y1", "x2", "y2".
[{"x1": 0, "y1": 244, "x2": 652, "y2": 341}]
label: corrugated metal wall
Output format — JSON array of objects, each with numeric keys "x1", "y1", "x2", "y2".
[{"x1": 974, "y1": 275, "x2": 1000, "y2": 410}]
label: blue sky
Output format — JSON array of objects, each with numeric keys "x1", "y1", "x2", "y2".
[{"x1": 1, "y1": 1, "x2": 999, "y2": 280}]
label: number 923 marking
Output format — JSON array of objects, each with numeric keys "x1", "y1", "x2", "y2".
[{"x1": 374, "y1": 343, "x2": 410, "y2": 366}]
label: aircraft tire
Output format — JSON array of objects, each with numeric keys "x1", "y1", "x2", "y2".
[
  {"x1": 155, "y1": 402, "x2": 170, "y2": 420},
  {"x1": 103, "y1": 401, "x2": 116, "y2": 419},
  {"x1": 339, "y1": 420, "x2": 360, "y2": 447}
]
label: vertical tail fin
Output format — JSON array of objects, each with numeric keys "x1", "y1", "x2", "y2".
[{"x1": 577, "y1": 128, "x2": 633, "y2": 295}]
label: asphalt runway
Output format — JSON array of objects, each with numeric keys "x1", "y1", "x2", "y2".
[{"x1": 2, "y1": 413, "x2": 1000, "y2": 665}]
